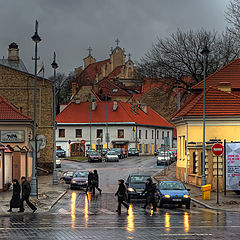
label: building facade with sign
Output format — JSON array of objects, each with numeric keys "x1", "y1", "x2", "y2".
[
  {"x1": 56, "y1": 101, "x2": 174, "y2": 157},
  {"x1": 172, "y1": 58, "x2": 240, "y2": 191},
  {"x1": 0, "y1": 94, "x2": 33, "y2": 191}
]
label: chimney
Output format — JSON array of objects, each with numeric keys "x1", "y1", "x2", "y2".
[
  {"x1": 8, "y1": 42, "x2": 19, "y2": 61},
  {"x1": 140, "y1": 103, "x2": 148, "y2": 114},
  {"x1": 217, "y1": 82, "x2": 231, "y2": 93},
  {"x1": 113, "y1": 101, "x2": 118, "y2": 111},
  {"x1": 92, "y1": 101, "x2": 97, "y2": 111},
  {"x1": 72, "y1": 82, "x2": 77, "y2": 96}
]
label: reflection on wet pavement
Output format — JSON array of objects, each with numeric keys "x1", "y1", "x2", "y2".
[
  {"x1": 184, "y1": 211, "x2": 190, "y2": 233},
  {"x1": 71, "y1": 192, "x2": 76, "y2": 228},
  {"x1": 127, "y1": 204, "x2": 134, "y2": 233}
]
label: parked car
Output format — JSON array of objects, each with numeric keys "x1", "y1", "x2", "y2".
[
  {"x1": 70, "y1": 170, "x2": 89, "y2": 190},
  {"x1": 56, "y1": 148, "x2": 66, "y2": 158},
  {"x1": 128, "y1": 148, "x2": 139, "y2": 156},
  {"x1": 56, "y1": 156, "x2": 61, "y2": 168},
  {"x1": 125, "y1": 174, "x2": 151, "y2": 202},
  {"x1": 121, "y1": 148, "x2": 127, "y2": 158},
  {"x1": 86, "y1": 149, "x2": 96, "y2": 157},
  {"x1": 154, "y1": 148, "x2": 161, "y2": 156},
  {"x1": 157, "y1": 152, "x2": 171, "y2": 166},
  {"x1": 88, "y1": 151, "x2": 102, "y2": 162},
  {"x1": 156, "y1": 181, "x2": 191, "y2": 209},
  {"x1": 105, "y1": 150, "x2": 119, "y2": 162},
  {"x1": 168, "y1": 149, "x2": 177, "y2": 162},
  {"x1": 101, "y1": 148, "x2": 110, "y2": 156},
  {"x1": 61, "y1": 171, "x2": 74, "y2": 184},
  {"x1": 112, "y1": 148, "x2": 124, "y2": 159}
]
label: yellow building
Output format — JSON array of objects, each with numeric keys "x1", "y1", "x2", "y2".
[{"x1": 172, "y1": 59, "x2": 240, "y2": 191}]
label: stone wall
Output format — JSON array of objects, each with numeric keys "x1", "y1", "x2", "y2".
[{"x1": 0, "y1": 65, "x2": 53, "y2": 170}]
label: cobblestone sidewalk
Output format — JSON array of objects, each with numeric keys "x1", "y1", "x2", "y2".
[
  {"x1": 0, "y1": 174, "x2": 67, "y2": 215},
  {"x1": 153, "y1": 162, "x2": 240, "y2": 212}
]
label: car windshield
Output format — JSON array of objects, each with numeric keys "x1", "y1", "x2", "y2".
[
  {"x1": 158, "y1": 153, "x2": 169, "y2": 157},
  {"x1": 130, "y1": 176, "x2": 150, "y2": 183},
  {"x1": 89, "y1": 152, "x2": 99, "y2": 156},
  {"x1": 65, "y1": 172, "x2": 73, "y2": 176},
  {"x1": 107, "y1": 151, "x2": 117, "y2": 155},
  {"x1": 129, "y1": 148, "x2": 136, "y2": 151},
  {"x1": 159, "y1": 182, "x2": 186, "y2": 190},
  {"x1": 73, "y1": 171, "x2": 88, "y2": 178}
]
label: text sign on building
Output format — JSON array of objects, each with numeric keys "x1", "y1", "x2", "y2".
[
  {"x1": 226, "y1": 142, "x2": 240, "y2": 190},
  {"x1": 1, "y1": 130, "x2": 25, "y2": 143},
  {"x1": 212, "y1": 143, "x2": 224, "y2": 156}
]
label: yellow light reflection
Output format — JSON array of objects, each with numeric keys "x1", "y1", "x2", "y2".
[
  {"x1": 184, "y1": 212, "x2": 190, "y2": 233},
  {"x1": 84, "y1": 193, "x2": 90, "y2": 227},
  {"x1": 165, "y1": 212, "x2": 170, "y2": 231},
  {"x1": 71, "y1": 192, "x2": 77, "y2": 228},
  {"x1": 127, "y1": 204, "x2": 135, "y2": 233}
]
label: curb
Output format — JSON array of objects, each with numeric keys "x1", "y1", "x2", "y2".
[
  {"x1": 48, "y1": 189, "x2": 68, "y2": 211},
  {"x1": 63, "y1": 159, "x2": 88, "y2": 163}
]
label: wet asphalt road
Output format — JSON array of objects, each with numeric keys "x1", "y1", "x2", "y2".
[{"x1": 1, "y1": 156, "x2": 240, "y2": 239}]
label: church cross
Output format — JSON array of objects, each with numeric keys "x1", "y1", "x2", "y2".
[
  {"x1": 115, "y1": 38, "x2": 120, "y2": 47},
  {"x1": 87, "y1": 46, "x2": 93, "y2": 55}
]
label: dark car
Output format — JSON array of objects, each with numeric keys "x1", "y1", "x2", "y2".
[
  {"x1": 101, "y1": 148, "x2": 110, "y2": 156},
  {"x1": 112, "y1": 148, "x2": 124, "y2": 159},
  {"x1": 88, "y1": 151, "x2": 102, "y2": 162},
  {"x1": 61, "y1": 171, "x2": 74, "y2": 184},
  {"x1": 86, "y1": 149, "x2": 96, "y2": 157},
  {"x1": 128, "y1": 148, "x2": 139, "y2": 156},
  {"x1": 70, "y1": 170, "x2": 89, "y2": 190},
  {"x1": 125, "y1": 174, "x2": 151, "y2": 202},
  {"x1": 56, "y1": 148, "x2": 66, "y2": 158},
  {"x1": 157, "y1": 181, "x2": 191, "y2": 209}
]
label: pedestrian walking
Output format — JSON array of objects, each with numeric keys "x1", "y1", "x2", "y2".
[
  {"x1": 142, "y1": 178, "x2": 157, "y2": 211},
  {"x1": 92, "y1": 170, "x2": 102, "y2": 195},
  {"x1": 86, "y1": 170, "x2": 93, "y2": 193},
  {"x1": 7, "y1": 179, "x2": 21, "y2": 212},
  {"x1": 19, "y1": 176, "x2": 37, "y2": 213},
  {"x1": 115, "y1": 179, "x2": 129, "y2": 215}
]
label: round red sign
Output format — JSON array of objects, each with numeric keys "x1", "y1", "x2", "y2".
[
  {"x1": 80, "y1": 140, "x2": 86, "y2": 145},
  {"x1": 212, "y1": 143, "x2": 224, "y2": 156}
]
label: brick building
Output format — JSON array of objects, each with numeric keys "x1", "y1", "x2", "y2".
[{"x1": 0, "y1": 43, "x2": 53, "y2": 170}]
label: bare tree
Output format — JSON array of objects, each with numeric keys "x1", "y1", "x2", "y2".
[{"x1": 138, "y1": 29, "x2": 239, "y2": 90}]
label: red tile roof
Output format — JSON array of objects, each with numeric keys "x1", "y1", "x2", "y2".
[
  {"x1": 0, "y1": 95, "x2": 32, "y2": 120},
  {"x1": 107, "y1": 65, "x2": 124, "y2": 79},
  {"x1": 172, "y1": 87, "x2": 240, "y2": 119},
  {"x1": 56, "y1": 101, "x2": 173, "y2": 128},
  {"x1": 98, "y1": 78, "x2": 130, "y2": 97},
  {"x1": 192, "y1": 58, "x2": 240, "y2": 90}
]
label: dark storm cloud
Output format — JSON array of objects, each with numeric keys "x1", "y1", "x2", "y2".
[{"x1": 0, "y1": 0, "x2": 229, "y2": 76}]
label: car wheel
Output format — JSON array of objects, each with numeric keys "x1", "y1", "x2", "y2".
[
  {"x1": 159, "y1": 200, "x2": 163, "y2": 208},
  {"x1": 70, "y1": 185, "x2": 74, "y2": 190},
  {"x1": 186, "y1": 203, "x2": 190, "y2": 209}
]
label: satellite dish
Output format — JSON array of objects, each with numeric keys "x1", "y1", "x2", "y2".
[{"x1": 36, "y1": 135, "x2": 46, "y2": 150}]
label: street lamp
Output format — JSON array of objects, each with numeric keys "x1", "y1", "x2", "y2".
[
  {"x1": 51, "y1": 52, "x2": 59, "y2": 185},
  {"x1": 200, "y1": 42, "x2": 210, "y2": 186},
  {"x1": 31, "y1": 20, "x2": 41, "y2": 197}
]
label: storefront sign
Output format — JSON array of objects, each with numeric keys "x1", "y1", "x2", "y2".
[
  {"x1": 1, "y1": 130, "x2": 25, "y2": 143},
  {"x1": 226, "y1": 142, "x2": 240, "y2": 190}
]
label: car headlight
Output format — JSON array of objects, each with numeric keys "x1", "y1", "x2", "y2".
[
  {"x1": 183, "y1": 195, "x2": 190, "y2": 198},
  {"x1": 128, "y1": 188, "x2": 135, "y2": 192},
  {"x1": 86, "y1": 180, "x2": 88, "y2": 183},
  {"x1": 164, "y1": 194, "x2": 171, "y2": 198},
  {"x1": 72, "y1": 180, "x2": 76, "y2": 183}
]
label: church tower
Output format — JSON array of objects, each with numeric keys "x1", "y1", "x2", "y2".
[
  {"x1": 83, "y1": 46, "x2": 96, "y2": 68},
  {"x1": 110, "y1": 39, "x2": 126, "y2": 71}
]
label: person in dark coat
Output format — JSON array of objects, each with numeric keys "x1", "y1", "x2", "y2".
[
  {"x1": 86, "y1": 170, "x2": 93, "y2": 193},
  {"x1": 92, "y1": 170, "x2": 102, "y2": 195},
  {"x1": 115, "y1": 179, "x2": 129, "y2": 215},
  {"x1": 7, "y1": 179, "x2": 21, "y2": 212},
  {"x1": 142, "y1": 178, "x2": 156, "y2": 211},
  {"x1": 19, "y1": 176, "x2": 37, "y2": 213}
]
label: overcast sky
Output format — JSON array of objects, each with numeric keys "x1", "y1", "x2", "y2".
[{"x1": 0, "y1": 0, "x2": 230, "y2": 77}]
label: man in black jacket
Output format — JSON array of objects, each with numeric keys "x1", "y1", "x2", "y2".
[
  {"x1": 92, "y1": 170, "x2": 102, "y2": 196},
  {"x1": 19, "y1": 176, "x2": 37, "y2": 213},
  {"x1": 86, "y1": 170, "x2": 93, "y2": 193},
  {"x1": 115, "y1": 179, "x2": 129, "y2": 215},
  {"x1": 142, "y1": 178, "x2": 156, "y2": 211}
]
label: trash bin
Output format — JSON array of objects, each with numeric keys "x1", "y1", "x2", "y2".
[{"x1": 201, "y1": 184, "x2": 211, "y2": 200}]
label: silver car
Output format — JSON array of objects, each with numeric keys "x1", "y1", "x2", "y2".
[{"x1": 105, "y1": 151, "x2": 119, "y2": 162}]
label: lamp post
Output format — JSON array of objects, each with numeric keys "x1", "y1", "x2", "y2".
[
  {"x1": 105, "y1": 96, "x2": 109, "y2": 149},
  {"x1": 31, "y1": 20, "x2": 41, "y2": 197},
  {"x1": 200, "y1": 42, "x2": 210, "y2": 186},
  {"x1": 51, "y1": 52, "x2": 59, "y2": 185}
]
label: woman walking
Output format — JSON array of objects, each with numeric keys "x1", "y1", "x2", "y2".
[
  {"x1": 92, "y1": 170, "x2": 102, "y2": 196},
  {"x1": 7, "y1": 179, "x2": 21, "y2": 212},
  {"x1": 115, "y1": 179, "x2": 129, "y2": 215}
]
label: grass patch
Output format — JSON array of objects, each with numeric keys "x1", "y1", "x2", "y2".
[{"x1": 66, "y1": 156, "x2": 88, "y2": 161}]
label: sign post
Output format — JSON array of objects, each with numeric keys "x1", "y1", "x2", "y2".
[{"x1": 212, "y1": 143, "x2": 224, "y2": 204}]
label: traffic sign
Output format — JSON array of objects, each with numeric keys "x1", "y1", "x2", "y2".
[
  {"x1": 212, "y1": 143, "x2": 224, "y2": 156},
  {"x1": 81, "y1": 140, "x2": 86, "y2": 145}
]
